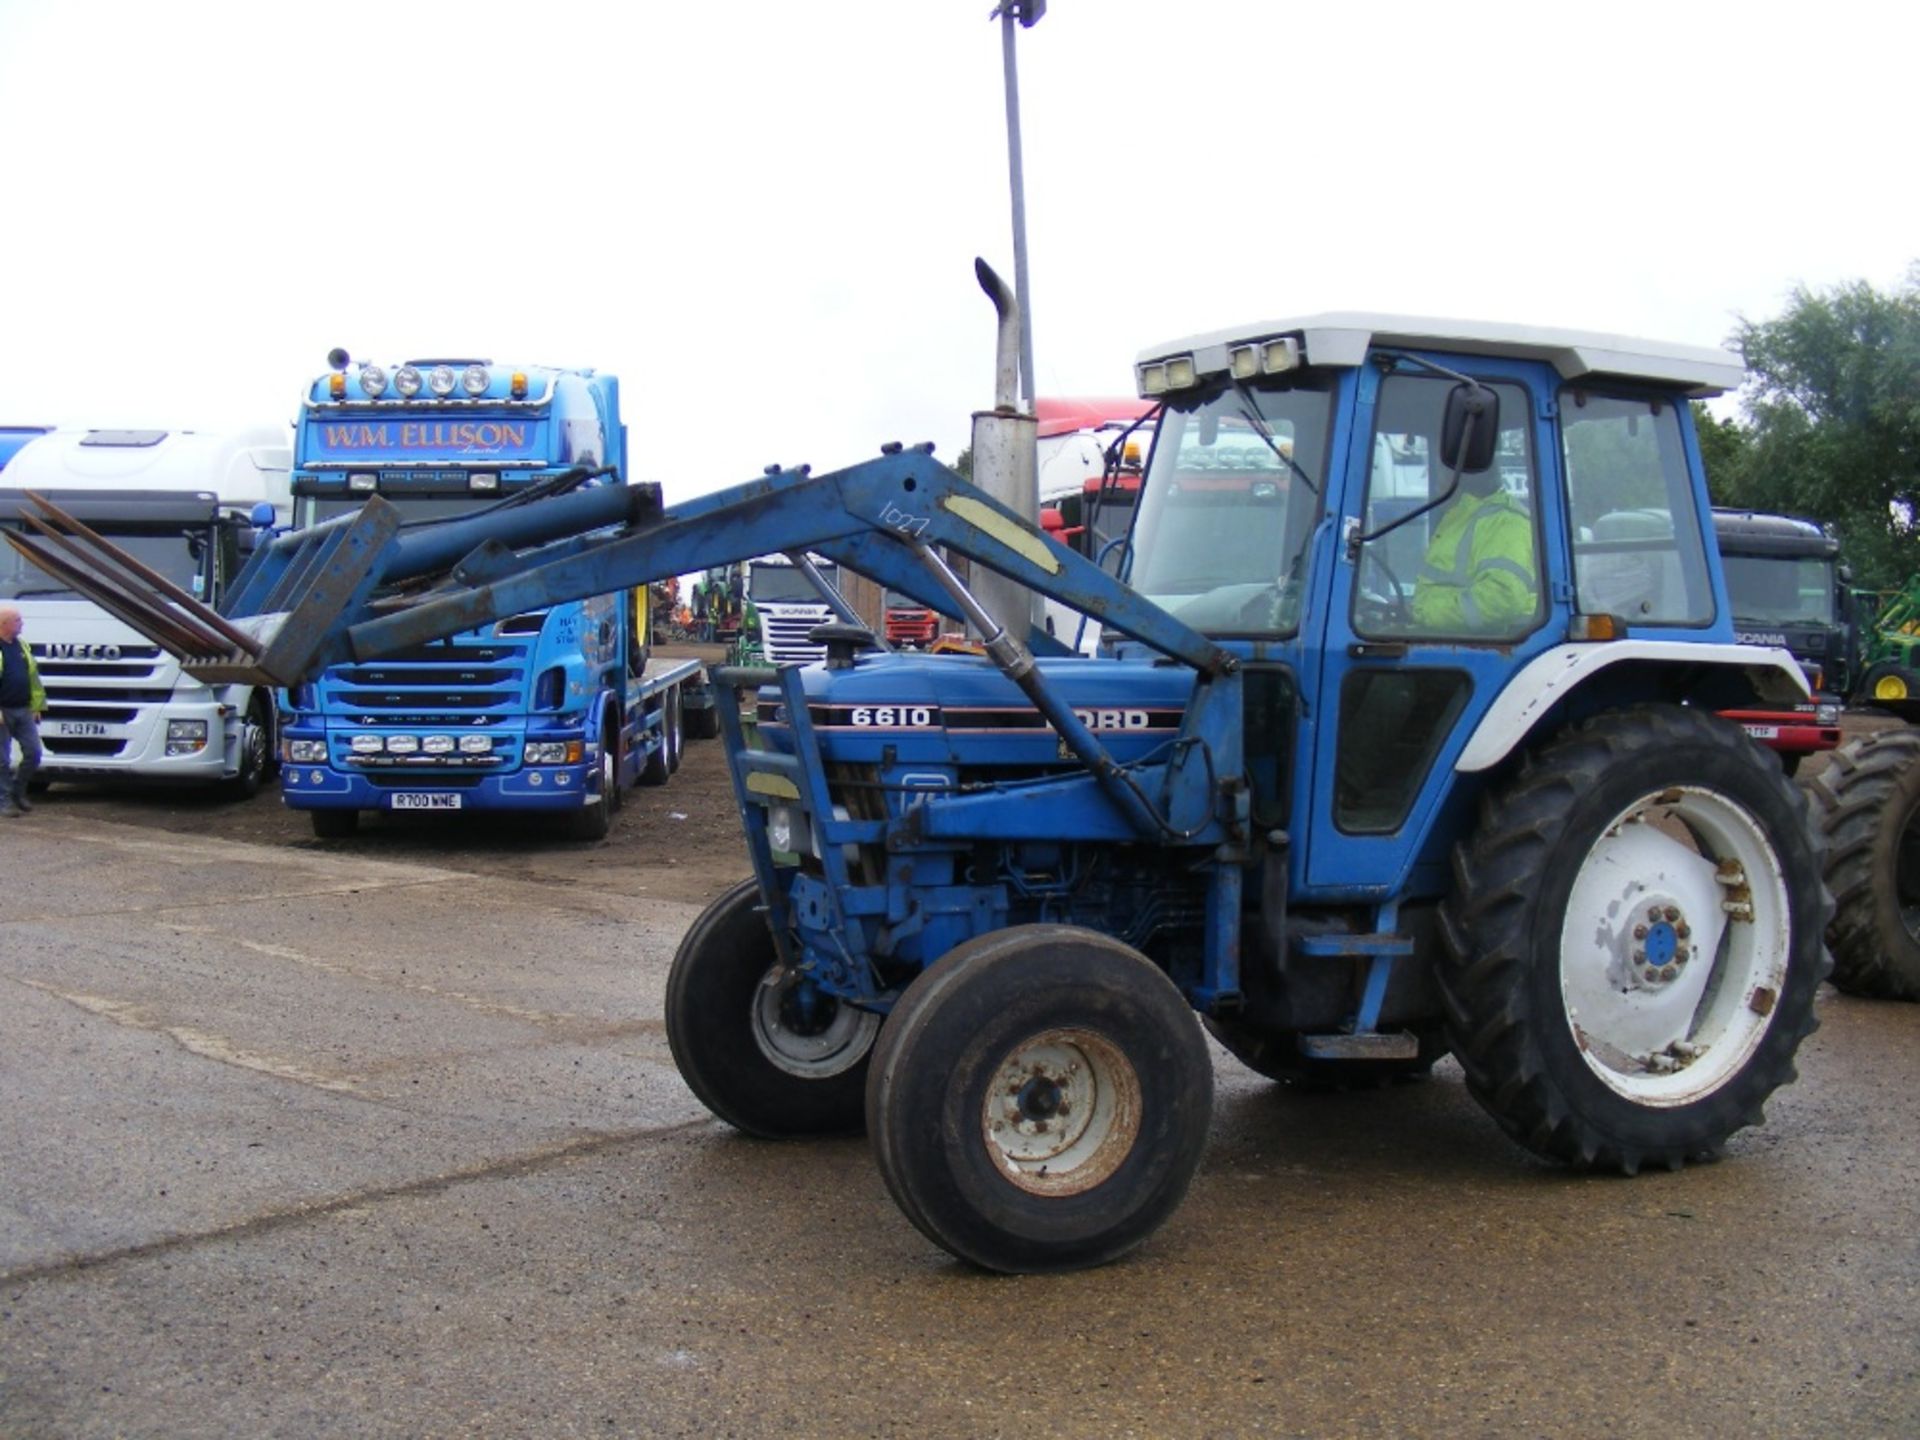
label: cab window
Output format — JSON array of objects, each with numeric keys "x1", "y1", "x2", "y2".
[
  {"x1": 1561, "y1": 392, "x2": 1713, "y2": 626},
  {"x1": 1353, "y1": 375, "x2": 1541, "y2": 641}
]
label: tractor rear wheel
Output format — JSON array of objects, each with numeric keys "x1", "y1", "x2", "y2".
[
  {"x1": 1440, "y1": 705, "x2": 1829, "y2": 1173},
  {"x1": 1804, "y1": 726, "x2": 1920, "y2": 1001},
  {"x1": 666, "y1": 878, "x2": 877, "y2": 1137},
  {"x1": 867, "y1": 925, "x2": 1212, "y2": 1273},
  {"x1": 1858, "y1": 663, "x2": 1920, "y2": 724}
]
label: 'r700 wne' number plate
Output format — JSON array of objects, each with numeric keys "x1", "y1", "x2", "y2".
[{"x1": 389, "y1": 793, "x2": 462, "y2": 810}]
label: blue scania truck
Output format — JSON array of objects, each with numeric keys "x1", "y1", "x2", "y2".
[{"x1": 277, "y1": 353, "x2": 710, "y2": 839}]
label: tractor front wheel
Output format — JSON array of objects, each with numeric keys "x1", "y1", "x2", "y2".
[
  {"x1": 1804, "y1": 726, "x2": 1920, "y2": 1001},
  {"x1": 1440, "y1": 705, "x2": 1829, "y2": 1173},
  {"x1": 867, "y1": 925, "x2": 1212, "y2": 1273},
  {"x1": 666, "y1": 878, "x2": 877, "y2": 1137}
]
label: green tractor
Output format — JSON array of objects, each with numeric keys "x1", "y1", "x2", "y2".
[{"x1": 1852, "y1": 576, "x2": 1920, "y2": 719}]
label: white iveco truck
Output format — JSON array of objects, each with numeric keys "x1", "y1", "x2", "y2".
[{"x1": 0, "y1": 427, "x2": 292, "y2": 795}]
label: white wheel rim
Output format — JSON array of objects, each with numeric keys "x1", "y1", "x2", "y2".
[
  {"x1": 980, "y1": 1028, "x2": 1142, "y2": 1196},
  {"x1": 1559, "y1": 785, "x2": 1792, "y2": 1106},
  {"x1": 751, "y1": 966, "x2": 879, "y2": 1078}
]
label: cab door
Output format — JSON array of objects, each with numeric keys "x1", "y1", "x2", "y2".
[{"x1": 1303, "y1": 358, "x2": 1560, "y2": 896}]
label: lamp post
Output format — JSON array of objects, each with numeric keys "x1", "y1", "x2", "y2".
[{"x1": 994, "y1": 0, "x2": 1044, "y2": 405}]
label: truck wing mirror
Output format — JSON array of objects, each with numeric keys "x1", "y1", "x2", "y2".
[
  {"x1": 1039, "y1": 507, "x2": 1066, "y2": 533},
  {"x1": 249, "y1": 501, "x2": 277, "y2": 529},
  {"x1": 1440, "y1": 382, "x2": 1500, "y2": 474}
]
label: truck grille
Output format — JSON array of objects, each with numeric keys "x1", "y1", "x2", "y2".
[
  {"x1": 761, "y1": 614, "x2": 827, "y2": 663},
  {"x1": 321, "y1": 640, "x2": 529, "y2": 714}
]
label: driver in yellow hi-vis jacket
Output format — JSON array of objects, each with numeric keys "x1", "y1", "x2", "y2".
[{"x1": 1410, "y1": 470, "x2": 1536, "y2": 633}]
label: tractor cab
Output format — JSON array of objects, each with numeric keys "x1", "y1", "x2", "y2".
[{"x1": 1122, "y1": 315, "x2": 1793, "y2": 898}]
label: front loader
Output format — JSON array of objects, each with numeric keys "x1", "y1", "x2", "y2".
[{"x1": 7, "y1": 273, "x2": 1832, "y2": 1272}]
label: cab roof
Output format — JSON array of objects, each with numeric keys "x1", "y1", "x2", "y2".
[{"x1": 1137, "y1": 312, "x2": 1745, "y2": 398}]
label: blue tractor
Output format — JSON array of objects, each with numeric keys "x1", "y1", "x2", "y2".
[{"x1": 8, "y1": 277, "x2": 1830, "y2": 1274}]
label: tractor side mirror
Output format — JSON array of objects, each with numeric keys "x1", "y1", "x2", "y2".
[{"x1": 1440, "y1": 382, "x2": 1500, "y2": 474}]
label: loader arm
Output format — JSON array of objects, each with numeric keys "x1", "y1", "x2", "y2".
[
  {"x1": 13, "y1": 446, "x2": 1229, "y2": 686},
  {"x1": 10, "y1": 447, "x2": 1240, "y2": 841}
]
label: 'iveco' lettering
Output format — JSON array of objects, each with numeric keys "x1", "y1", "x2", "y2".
[
  {"x1": 322, "y1": 422, "x2": 529, "y2": 451},
  {"x1": 36, "y1": 642, "x2": 123, "y2": 661},
  {"x1": 1074, "y1": 708, "x2": 1150, "y2": 731}
]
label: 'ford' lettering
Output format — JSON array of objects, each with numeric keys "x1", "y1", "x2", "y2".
[{"x1": 1073, "y1": 708, "x2": 1150, "y2": 731}]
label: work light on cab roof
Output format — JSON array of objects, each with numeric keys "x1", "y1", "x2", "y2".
[{"x1": 316, "y1": 352, "x2": 529, "y2": 404}]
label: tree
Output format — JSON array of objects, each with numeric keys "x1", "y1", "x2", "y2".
[
  {"x1": 1724, "y1": 267, "x2": 1920, "y2": 588},
  {"x1": 1692, "y1": 402, "x2": 1752, "y2": 501}
]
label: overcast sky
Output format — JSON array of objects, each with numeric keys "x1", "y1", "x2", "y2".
[{"x1": 1, "y1": 0, "x2": 1913, "y2": 499}]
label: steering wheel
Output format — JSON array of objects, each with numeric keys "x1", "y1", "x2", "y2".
[{"x1": 1355, "y1": 545, "x2": 1412, "y2": 633}]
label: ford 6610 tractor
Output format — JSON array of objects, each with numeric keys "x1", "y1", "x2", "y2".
[{"x1": 11, "y1": 274, "x2": 1829, "y2": 1273}]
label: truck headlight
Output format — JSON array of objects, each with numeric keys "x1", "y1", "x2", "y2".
[
  {"x1": 423, "y1": 735, "x2": 455, "y2": 754},
  {"x1": 428, "y1": 365, "x2": 457, "y2": 397},
  {"x1": 350, "y1": 733, "x2": 384, "y2": 753},
  {"x1": 462, "y1": 364, "x2": 491, "y2": 397},
  {"x1": 358, "y1": 364, "x2": 388, "y2": 398},
  {"x1": 458, "y1": 734, "x2": 493, "y2": 754},
  {"x1": 523, "y1": 741, "x2": 583, "y2": 765},
  {"x1": 1816, "y1": 703, "x2": 1841, "y2": 726},
  {"x1": 166, "y1": 719, "x2": 208, "y2": 756},
  {"x1": 287, "y1": 739, "x2": 327, "y2": 763},
  {"x1": 385, "y1": 734, "x2": 420, "y2": 754},
  {"x1": 394, "y1": 365, "x2": 423, "y2": 398}
]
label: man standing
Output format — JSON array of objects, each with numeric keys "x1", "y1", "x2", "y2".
[{"x1": 0, "y1": 604, "x2": 45, "y2": 817}]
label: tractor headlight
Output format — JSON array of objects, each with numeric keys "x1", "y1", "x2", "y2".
[
  {"x1": 394, "y1": 365, "x2": 423, "y2": 398},
  {"x1": 462, "y1": 364, "x2": 491, "y2": 397},
  {"x1": 765, "y1": 804, "x2": 798, "y2": 855},
  {"x1": 358, "y1": 364, "x2": 388, "y2": 399}
]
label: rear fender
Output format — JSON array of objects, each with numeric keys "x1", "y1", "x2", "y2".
[{"x1": 1457, "y1": 642, "x2": 1807, "y2": 773}]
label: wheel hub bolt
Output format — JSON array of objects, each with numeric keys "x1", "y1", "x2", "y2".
[
  {"x1": 1663, "y1": 906, "x2": 1680, "y2": 921},
  {"x1": 1660, "y1": 965, "x2": 1679, "y2": 982},
  {"x1": 1633, "y1": 924, "x2": 1650, "y2": 940},
  {"x1": 1644, "y1": 967, "x2": 1661, "y2": 983}
]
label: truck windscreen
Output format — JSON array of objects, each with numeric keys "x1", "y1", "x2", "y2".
[
  {"x1": 750, "y1": 564, "x2": 837, "y2": 605},
  {"x1": 1722, "y1": 554, "x2": 1837, "y2": 626},
  {"x1": 0, "y1": 523, "x2": 209, "y2": 599}
]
